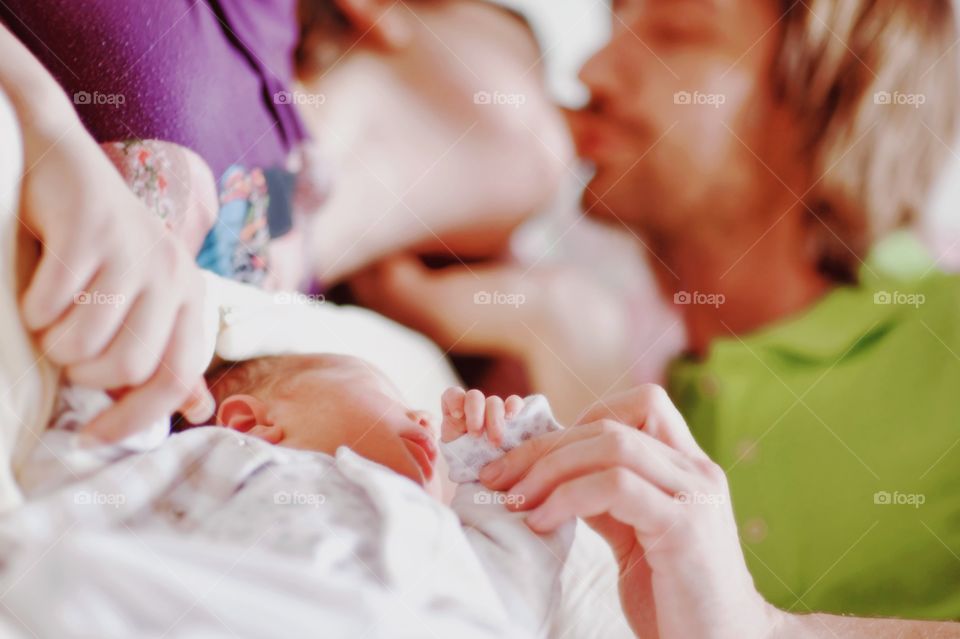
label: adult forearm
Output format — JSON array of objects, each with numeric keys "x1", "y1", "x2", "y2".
[
  {"x1": 0, "y1": 22, "x2": 79, "y2": 148},
  {"x1": 775, "y1": 610, "x2": 960, "y2": 638}
]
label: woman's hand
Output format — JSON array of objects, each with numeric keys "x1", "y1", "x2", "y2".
[
  {"x1": 18, "y1": 123, "x2": 214, "y2": 442},
  {"x1": 479, "y1": 385, "x2": 777, "y2": 639},
  {"x1": 351, "y1": 254, "x2": 544, "y2": 357},
  {"x1": 351, "y1": 254, "x2": 635, "y2": 423}
]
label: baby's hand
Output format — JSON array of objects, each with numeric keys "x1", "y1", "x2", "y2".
[{"x1": 441, "y1": 388, "x2": 524, "y2": 447}]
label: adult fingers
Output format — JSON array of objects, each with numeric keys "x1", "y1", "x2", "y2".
[
  {"x1": 524, "y1": 468, "x2": 678, "y2": 535},
  {"x1": 66, "y1": 287, "x2": 177, "y2": 389},
  {"x1": 507, "y1": 426, "x2": 692, "y2": 509},
  {"x1": 82, "y1": 303, "x2": 199, "y2": 442},
  {"x1": 21, "y1": 244, "x2": 99, "y2": 332},
  {"x1": 479, "y1": 422, "x2": 609, "y2": 489},
  {"x1": 40, "y1": 266, "x2": 136, "y2": 364},
  {"x1": 575, "y1": 385, "x2": 707, "y2": 460},
  {"x1": 176, "y1": 379, "x2": 215, "y2": 425}
]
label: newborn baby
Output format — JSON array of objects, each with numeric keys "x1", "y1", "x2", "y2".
[
  {"x1": 196, "y1": 353, "x2": 583, "y2": 636},
  {"x1": 202, "y1": 353, "x2": 561, "y2": 500},
  {"x1": 10, "y1": 352, "x2": 628, "y2": 638},
  {"x1": 8, "y1": 352, "x2": 582, "y2": 639}
]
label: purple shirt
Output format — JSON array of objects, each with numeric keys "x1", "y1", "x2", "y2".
[{"x1": 0, "y1": 0, "x2": 307, "y2": 179}]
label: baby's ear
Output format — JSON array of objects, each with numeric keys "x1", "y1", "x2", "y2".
[
  {"x1": 245, "y1": 422, "x2": 284, "y2": 445},
  {"x1": 216, "y1": 395, "x2": 284, "y2": 444}
]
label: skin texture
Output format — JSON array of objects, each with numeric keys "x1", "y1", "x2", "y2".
[
  {"x1": 211, "y1": 353, "x2": 525, "y2": 504},
  {"x1": 297, "y1": 0, "x2": 571, "y2": 284},
  {"x1": 569, "y1": 0, "x2": 828, "y2": 354},
  {"x1": 1, "y1": 23, "x2": 214, "y2": 440},
  {"x1": 214, "y1": 354, "x2": 446, "y2": 499}
]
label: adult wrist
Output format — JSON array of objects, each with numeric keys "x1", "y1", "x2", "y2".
[{"x1": 17, "y1": 91, "x2": 84, "y2": 160}]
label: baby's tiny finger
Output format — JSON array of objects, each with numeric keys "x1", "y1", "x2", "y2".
[
  {"x1": 441, "y1": 387, "x2": 466, "y2": 419},
  {"x1": 485, "y1": 396, "x2": 505, "y2": 446},
  {"x1": 464, "y1": 389, "x2": 485, "y2": 437},
  {"x1": 505, "y1": 395, "x2": 524, "y2": 419}
]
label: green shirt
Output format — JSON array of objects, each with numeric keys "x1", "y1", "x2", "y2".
[{"x1": 668, "y1": 233, "x2": 960, "y2": 619}]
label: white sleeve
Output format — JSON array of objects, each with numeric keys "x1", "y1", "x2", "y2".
[
  {"x1": 452, "y1": 483, "x2": 574, "y2": 639},
  {"x1": 444, "y1": 395, "x2": 573, "y2": 637}
]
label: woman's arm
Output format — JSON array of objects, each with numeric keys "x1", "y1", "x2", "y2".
[
  {"x1": 0, "y1": 21, "x2": 77, "y2": 146},
  {"x1": 1, "y1": 22, "x2": 214, "y2": 438}
]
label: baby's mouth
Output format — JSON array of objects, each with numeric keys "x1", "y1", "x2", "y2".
[{"x1": 400, "y1": 431, "x2": 437, "y2": 482}]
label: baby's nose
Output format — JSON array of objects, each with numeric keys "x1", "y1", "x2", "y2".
[{"x1": 409, "y1": 410, "x2": 437, "y2": 433}]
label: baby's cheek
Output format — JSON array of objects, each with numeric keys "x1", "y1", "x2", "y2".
[{"x1": 360, "y1": 439, "x2": 421, "y2": 484}]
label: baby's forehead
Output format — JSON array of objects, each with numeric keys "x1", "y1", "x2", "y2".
[{"x1": 292, "y1": 354, "x2": 404, "y2": 399}]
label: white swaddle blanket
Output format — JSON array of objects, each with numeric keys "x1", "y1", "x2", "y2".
[
  {"x1": 1, "y1": 423, "x2": 574, "y2": 639},
  {"x1": 441, "y1": 395, "x2": 562, "y2": 483}
]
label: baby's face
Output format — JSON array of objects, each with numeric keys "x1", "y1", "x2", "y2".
[{"x1": 218, "y1": 355, "x2": 444, "y2": 498}]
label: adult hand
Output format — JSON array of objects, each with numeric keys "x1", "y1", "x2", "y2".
[
  {"x1": 18, "y1": 123, "x2": 214, "y2": 442},
  {"x1": 479, "y1": 385, "x2": 776, "y2": 639},
  {"x1": 350, "y1": 254, "x2": 544, "y2": 356},
  {"x1": 351, "y1": 254, "x2": 634, "y2": 423}
]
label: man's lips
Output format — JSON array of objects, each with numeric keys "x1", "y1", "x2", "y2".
[
  {"x1": 567, "y1": 108, "x2": 641, "y2": 161},
  {"x1": 400, "y1": 431, "x2": 437, "y2": 482}
]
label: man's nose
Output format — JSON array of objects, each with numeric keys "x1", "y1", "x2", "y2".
[{"x1": 578, "y1": 42, "x2": 618, "y2": 103}]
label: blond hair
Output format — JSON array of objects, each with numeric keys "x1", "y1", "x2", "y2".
[{"x1": 776, "y1": 0, "x2": 959, "y2": 279}]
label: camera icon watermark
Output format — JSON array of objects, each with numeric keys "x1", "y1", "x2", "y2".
[
  {"x1": 273, "y1": 291, "x2": 327, "y2": 305},
  {"x1": 675, "y1": 491, "x2": 727, "y2": 507},
  {"x1": 73, "y1": 91, "x2": 126, "y2": 107},
  {"x1": 873, "y1": 490, "x2": 925, "y2": 508},
  {"x1": 73, "y1": 290, "x2": 127, "y2": 308},
  {"x1": 873, "y1": 91, "x2": 926, "y2": 109},
  {"x1": 473, "y1": 90, "x2": 527, "y2": 109},
  {"x1": 473, "y1": 491, "x2": 526, "y2": 507},
  {"x1": 873, "y1": 290, "x2": 925, "y2": 308},
  {"x1": 473, "y1": 290, "x2": 526, "y2": 308},
  {"x1": 673, "y1": 91, "x2": 726, "y2": 108},
  {"x1": 274, "y1": 490, "x2": 326, "y2": 508},
  {"x1": 674, "y1": 290, "x2": 726, "y2": 308},
  {"x1": 74, "y1": 489, "x2": 126, "y2": 509},
  {"x1": 273, "y1": 90, "x2": 326, "y2": 108}
]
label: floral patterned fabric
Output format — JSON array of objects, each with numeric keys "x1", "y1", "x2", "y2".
[{"x1": 197, "y1": 166, "x2": 272, "y2": 286}]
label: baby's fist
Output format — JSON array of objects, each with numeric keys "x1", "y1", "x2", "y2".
[{"x1": 441, "y1": 387, "x2": 524, "y2": 447}]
